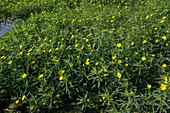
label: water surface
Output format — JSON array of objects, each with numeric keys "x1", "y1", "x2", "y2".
[{"x1": 0, "y1": 21, "x2": 12, "y2": 36}]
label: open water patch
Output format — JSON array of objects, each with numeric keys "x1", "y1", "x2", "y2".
[
  {"x1": 0, "y1": 19, "x2": 21, "y2": 36},
  {"x1": 0, "y1": 21, "x2": 12, "y2": 36}
]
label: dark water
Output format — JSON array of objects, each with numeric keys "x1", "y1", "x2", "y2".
[{"x1": 0, "y1": 21, "x2": 12, "y2": 36}]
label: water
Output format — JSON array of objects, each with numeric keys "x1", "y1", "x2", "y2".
[{"x1": 0, "y1": 21, "x2": 12, "y2": 36}]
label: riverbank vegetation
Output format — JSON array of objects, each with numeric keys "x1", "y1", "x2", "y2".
[{"x1": 0, "y1": 0, "x2": 170, "y2": 112}]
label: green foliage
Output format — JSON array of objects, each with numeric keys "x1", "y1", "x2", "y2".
[{"x1": 1, "y1": 0, "x2": 170, "y2": 112}]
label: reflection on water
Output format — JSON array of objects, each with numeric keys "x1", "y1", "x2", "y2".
[{"x1": 0, "y1": 21, "x2": 12, "y2": 36}]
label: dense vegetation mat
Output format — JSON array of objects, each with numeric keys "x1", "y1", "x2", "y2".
[{"x1": 0, "y1": 0, "x2": 170, "y2": 112}]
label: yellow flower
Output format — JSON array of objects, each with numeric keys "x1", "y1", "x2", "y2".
[
  {"x1": 55, "y1": 47, "x2": 59, "y2": 51},
  {"x1": 88, "y1": 44, "x2": 91, "y2": 47},
  {"x1": 30, "y1": 105, "x2": 35, "y2": 110},
  {"x1": 151, "y1": 54, "x2": 155, "y2": 57},
  {"x1": 104, "y1": 74, "x2": 108, "y2": 77},
  {"x1": 27, "y1": 52, "x2": 30, "y2": 56},
  {"x1": 71, "y1": 35, "x2": 74, "y2": 39},
  {"x1": 143, "y1": 40, "x2": 147, "y2": 44},
  {"x1": 15, "y1": 100, "x2": 19, "y2": 104},
  {"x1": 85, "y1": 59, "x2": 90, "y2": 65},
  {"x1": 141, "y1": 56, "x2": 146, "y2": 61},
  {"x1": 37, "y1": 37, "x2": 41, "y2": 42},
  {"x1": 112, "y1": 56, "x2": 116, "y2": 59},
  {"x1": 104, "y1": 68, "x2": 108, "y2": 72},
  {"x1": 75, "y1": 44, "x2": 78, "y2": 48},
  {"x1": 85, "y1": 61, "x2": 90, "y2": 65},
  {"x1": 118, "y1": 60, "x2": 122, "y2": 64},
  {"x1": 22, "y1": 73, "x2": 27, "y2": 79},
  {"x1": 134, "y1": 52, "x2": 138, "y2": 55},
  {"x1": 32, "y1": 61, "x2": 35, "y2": 64},
  {"x1": 19, "y1": 52, "x2": 23, "y2": 55},
  {"x1": 56, "y1": 94, "x2": 60, "y2": 97},
  {"x1": 99, "y1": 99, "x2": 103, "y2": 102},
  {"x1": 117, "y1": 72, "x2": 121, "y2": 79},
  {"x1": 40, "y1": 44, "x2": 44, "y2": 47},
  {"x1": 8, "y1": 61, "x2": 13, "y2": 65},
  {"x1": 61, "y1": 70, "x2": 65, "y2": 74},
  {"x1": 163, "y1": 75, "x2": 168, "y2": 82},
  {"x1": 87, "y1": 99, "x2": 90, "y2": 102},
  {"x1": 146, "y1": 15, "x2": 149, "y2": 19},
  {"x1": 112, "y1": 62, "x2": 115, "y2": 64},
  {"x1": 163, "y1": 16, "x2": 166, "y2": 19},
  {"x1": 59, "y1": 76, "x2": 64, "y2": 81},
  {"x1": 1, "y1": 56, "x2": 6, "y2": 59},
  {"x1": 160, "y1": 19, "x2": 164, "y2": 23},
  {"x1": 116, "y1": 43, "x2": 121, "y2": 48},
  {"x1": 147, "y1": 84, "x2": 152, "y2": 89},
  {"x1": 28, "y1": 48, "x2": 33, "y2": 52},
  {"x1": 60, "y1": 45, "x2": 63, "y2": 49},
  {"x1": 19, "y1": 45, "x2": 23, "y2": 49},
  {"x1": 162, "y1": 63, "x2": 167, "y2": 68},
  {"x1": 77, "y1": 56, "x2": 80, "y2": 59},
  {"x1": 95, "y1": 62, "x2": 99, "y2": 65},
  {"x1": 86, "y1": 58, "x2": 89, "y2": 61},
  {"x1": 69, "y1": 63, "x2": 73, "y2": 68},
  {"x1": 22, "y1": 95, "x2": 26, "y2": 101},
  {"x1": 162, "y1": 36, "x2": 167, "y2": 40},
  {"x1": 48, "y1": 49, "x2": 52, "y2": 52},
  {"x1": 86, "y1": 38, "x2": 89, "y2": 42},
  {"x1": 87, "y1": 33, "x2": 92, "y2": 37},
  {"x1": 130, "y1": 91, "x2": 134, "y2": 95},
  {"x1": 131, "y1": 41, "x2": 134, "y2": 46},
  {"x1": 102, "y1": 96, "x2": 105, "y2": 100},
  {"x1": 83, "y1": 83, "x2": 87, "y2": 86},
  {"x1": 160, "y1": 84, "x2": 166, "y2": 90},
  {"x1": 49, "y1": 39, "x2": 52, "y2": 42},
  {"x1": 110, "y1": 97, "x2": 113, "y2": 101},
  {"x1": 38, "y1": 74, "x2": 44, "y2": 79},
  {"x1": 125, "y1": 63, "x2": 128, "y2": 67}
]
